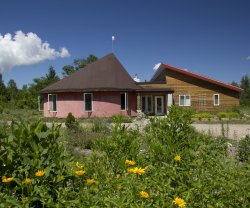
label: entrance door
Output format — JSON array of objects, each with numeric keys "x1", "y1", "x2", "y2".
[{"x1": 155, "y1": 96, "x2": 164, "y2": 115}]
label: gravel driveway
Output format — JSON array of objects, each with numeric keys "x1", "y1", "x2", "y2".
[
  {"x1": 125, "y1": 119, "x2": 250, "y2": 140},
  {"x1": 192, "y1": 124, "x2": 250, "y2": 140}
]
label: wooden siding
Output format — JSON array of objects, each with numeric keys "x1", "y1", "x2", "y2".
[{"x1": 139, "y1": 70, "x2": 240, "y2": 112}]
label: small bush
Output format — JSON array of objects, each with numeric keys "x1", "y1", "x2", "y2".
[
  {"x1": 227, "y1": 112, "x2": 240, "y2": 118},
  {"x1": 238, "y1": 135, "x2": 250, "y2": 162},
  {"x1": 65, "y1": 112, "x2": 77, "y2": 129},
  {"x1": 217, "y1": 112, "x2": 240, "y2": 119},
  {"x1": 217, "y1": 112, "x2": 228, "y2": 118},
  {"x1": 194, "y1": 113, "x2": 212, "y2": 120}
]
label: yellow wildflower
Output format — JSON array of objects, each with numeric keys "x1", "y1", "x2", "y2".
[
  {"x1": 133, "y1": 167, "x2": 145, "y2": 175},
  {"x1": 125, "y1": 159, "x2": 136, "y2": 166},
  {"x1": 173, "y1": 197, "x2": 186, "y2": 207},
  {"x1": 86, "y1": 178, "x2": 94, "y2": 185},
  {"x1": 174, "y1": 155, "x2": 181, "y2": 161},
  {"x1": 35, "y1": 170, "x2": 45, "y2": 177},
  {"x1": 116, "y1": 184, "x2": 122, "y2": 190},
  {"x1": 140, "y1": 191, "x2": 149, "y2": 199},
  {"x1": 2, "y1": 177, "x2": 14, "y2": 183},
  {"x1": 75, "y1": 170, "x2": 86, "y2": 176},
  {"x1": 116, "y1": 174, "x2": 121, "y2": 179},
  {"x1": 127, "y1": 167, "x2": 146, "y2": 175},
  {"x1": 25, "y1": 178, "x2": 31, "y2": 184}
]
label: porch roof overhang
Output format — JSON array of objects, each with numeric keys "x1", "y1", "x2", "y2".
[{"x1": 136, "y1": 88, "x2": 174, "y2": 93}]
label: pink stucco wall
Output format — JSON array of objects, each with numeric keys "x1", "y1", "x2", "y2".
[{"x1": 43, "y1": 92, "x2": 137, "y2": 118}]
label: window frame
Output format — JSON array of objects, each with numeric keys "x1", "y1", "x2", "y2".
[
  {"x1": 84, "y1": 93, "x2": 93, "y2": 112},
  {"x1": 142, "y1": 95, "x2": 153, "y2": 113},
  {"x1": 179, "y1": 95, "x2": 191, "y2": 107},
  {"x1": 48, "y1": 94, "x2": 57, "y2": 112},
  {"x1": 120, "y1": 92, "x2": 128, "y2": 111},
  {"x1": 213, "y1": 94, "x2": 220, "y2": 106}
]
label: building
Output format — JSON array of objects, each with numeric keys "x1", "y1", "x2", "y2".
[{"x1": 40, "y1": 53, "x2": 243, "y2": 118}]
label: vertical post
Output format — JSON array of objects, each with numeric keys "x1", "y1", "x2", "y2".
[
  {"x1": 167, "y1": 93, "x2": 173, "y2": 108},
  {"x1": 137, "y1": 93, "x2": 141, "y2": 113}
]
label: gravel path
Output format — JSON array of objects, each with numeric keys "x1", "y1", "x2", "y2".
[
  {"x1": 192, "y1": 124, "x2": 250, "y2": 140},
  {"x1": 125, "y1": 119, "x2": 250, "y2": 140}
]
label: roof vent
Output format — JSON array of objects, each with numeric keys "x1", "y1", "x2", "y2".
[{"x1": 133, "y1": 74, "x2": 141, "y2": 82}]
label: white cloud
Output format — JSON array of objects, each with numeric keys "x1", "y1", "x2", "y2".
[
  {"x1": 0, "y1": 31, "x2": 70, "y2": 73},
  {"x1": 247, "y1": 56, "x2": 250, "y2": 60}
]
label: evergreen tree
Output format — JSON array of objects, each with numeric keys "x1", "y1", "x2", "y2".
[{"x1": 240, "y1": 74, "x2": 250, "y2": 105}]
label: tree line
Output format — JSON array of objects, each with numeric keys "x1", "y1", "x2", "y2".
[{"x1": 0, "y1": 54, "x2": 98, "y2": 109}]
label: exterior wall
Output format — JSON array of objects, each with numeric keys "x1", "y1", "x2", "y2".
[
  {"x1": 140, "y1": 70, "x2": 240, "y2": 112},
  {"x1": 43, "y1": 91, "x2": 137, "y2": 118}
]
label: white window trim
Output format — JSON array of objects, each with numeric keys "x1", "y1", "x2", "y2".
[
  {"x1": 84, "y1": 93, "x2": 93, "y2": 112},
  {"x1": 179, "y1": 95, "x2": 191, "y2": 107},
  {"x1": 48, "y1": 94, "x2": 57, "y2": 112},
  {"x1": 121, "y1": 92, "x2": 128, "y2": 111},
  {"x1": 213, "y1": 94, "x2": 220, "y2": 106}
]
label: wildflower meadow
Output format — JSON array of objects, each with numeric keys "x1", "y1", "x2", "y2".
[{"x1": 0, "y1": 106, "x2": 249, "y2": 207}]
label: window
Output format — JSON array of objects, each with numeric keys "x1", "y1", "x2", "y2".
[
  {"x1": 48, "y1": 94, "x2": 57, "y2": 112},
  {"x1": 121, "y1": 92, "x2": 128, "y2": 110},
  {"x1": 142, "y1": 95, "x2": 153, "y2": 113},
  {"x1": 179, "y1": 95, "x2": 191, "y2": 106},
  {"x1": 84, "y1": 93, "x2": 93, "y2": 111},
  {"x1": 214, "y1": 94, "x2": 220, "y2": 106}
]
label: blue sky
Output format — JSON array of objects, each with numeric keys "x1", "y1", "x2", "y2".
[{"x1": 0, "y1": 0, "x2": 250, "y2": 88}]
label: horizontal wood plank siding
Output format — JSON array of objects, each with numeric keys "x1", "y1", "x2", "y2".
[{"x1": 139, "y1": 70, "x2": 240, "y2": 112}]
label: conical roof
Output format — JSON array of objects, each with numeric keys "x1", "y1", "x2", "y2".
[{"x1": 41, "y1": 53, "x2": 141, "y2": 93}]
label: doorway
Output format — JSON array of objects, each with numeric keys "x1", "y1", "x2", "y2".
[{"x1": 155, "y1": 96, "x2": 164, "y2": 115}]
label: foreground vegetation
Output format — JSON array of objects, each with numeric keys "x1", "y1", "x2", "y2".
[{"x1": 0, "y1": 106, "x2": 249, "y2": 207}]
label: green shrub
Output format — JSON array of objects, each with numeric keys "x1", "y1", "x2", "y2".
[
  {"x1": 65, "y1": 112, "x2": 77, "y2": 129},
  {"x1": 0, "y1": 105, "x2": 3, "y2": 114},
  {"x1": 238, "y1": 135, "x2": 250, "y2": 162},
  {"x1": 217, "y1": 112, "x2": 228, "y2": 118},
  {"x1": 193, "y1": 112, "x2": 212, "y2": 119},
  {"x1": 227, "y1": 112, "x2": 240, "y2": 118},
  {"x1": 217, "y1": 112, "x2": 240, "y2": 119}
]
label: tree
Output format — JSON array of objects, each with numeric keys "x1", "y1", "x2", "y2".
[
  {"x1": 62, "y1": 65, "x2": 75, "y2": 77},
  {"x1": 240, "y1": 74, "x2": 250, "y2": 105},
  {"x1": 231, "y1": 81, "x2": 239, "y2": 87},
  {"x1": 0, "y1": 74, "x2": 6, "y2": 95},
  {"x1": 28, "y1": 66, "x2": 60, "y2": 109},
  {"x1": 0, "y1": 74, "x2": 6, "y2": 102},
  {"x1": 6, "y1": 79, "x2": 18, "y2": 101},
  {"x1": 46, "y1": 66, "x2": 60, "y2": 81},
  {"x1": 62, "y1": 54, "x2": 98, "y2": 77}
]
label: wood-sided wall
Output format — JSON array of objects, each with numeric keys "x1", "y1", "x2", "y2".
[{"x1": 139, "y1": 70, "x2": 240, "y2": 112}]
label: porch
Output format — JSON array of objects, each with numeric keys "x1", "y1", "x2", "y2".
[{"x1": 136, "y1": 88, "x2": 174, "y2": 116}]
